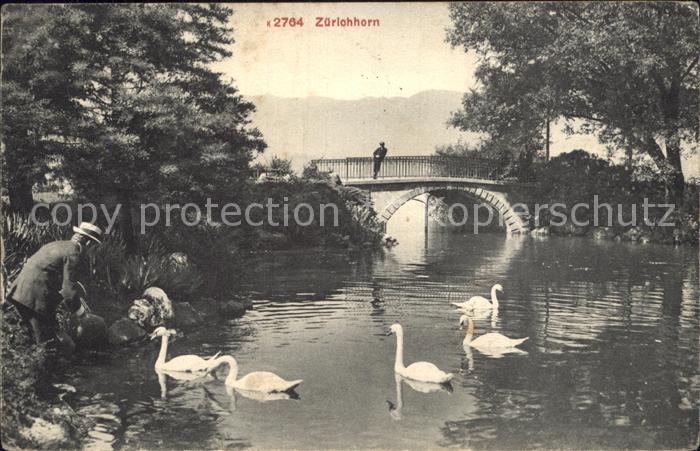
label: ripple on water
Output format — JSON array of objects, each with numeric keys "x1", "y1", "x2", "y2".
[{"x1": 60, "y1": 233, "x2": 699, "y2": 449}]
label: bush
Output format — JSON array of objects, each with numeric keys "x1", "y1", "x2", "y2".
[
  {"x1": 532, "y1": 150, "x2": 699, "y2": 244},
  {"x1": 153, "y1": 219, "x2": 251, "y2": 294},
  {"x1": 248, "y1": 179, "x2": 383, "y2": 248},
  {"x1": 1, "y1": 308, "x2": 88, "y2": 448},
  {"x1": 301, "y1": 162, "x2": 333, "y2": 182},
  {"x1": 2, "y1": 213, "x2": 68, "y2": 291}
]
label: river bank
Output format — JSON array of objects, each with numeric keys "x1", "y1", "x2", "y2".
[
  {"x1": 52, "y1": 233, "x2": 700, "y2": 449},
  {"x1": 525, "y1": 150, "x2": 699, "y2": 246},
  {"x1": 0, "y1": 176, "x2": 387, "y2": 448}
]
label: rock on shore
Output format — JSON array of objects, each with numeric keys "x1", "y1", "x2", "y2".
[
  {"x1": 218, "y1": 296, "x2": 253, "y2": 319},
  {"x1": 107, "y1": 318, "x2": 146, "y2": 346},
  {"x1": 172, "y1": 302, "x2": 203, "y2": 328}
]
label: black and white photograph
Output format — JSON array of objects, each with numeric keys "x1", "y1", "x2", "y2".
[{"x1": 1, "y1": 2, "x2": 698, "y2": 449}]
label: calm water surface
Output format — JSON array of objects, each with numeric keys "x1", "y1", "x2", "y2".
[{"x1": 63, "y1": 231, "x2": 699, "y2": 449}]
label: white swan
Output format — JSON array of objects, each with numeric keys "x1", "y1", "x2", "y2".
[
  {"x1": 452, "y1": 284, "x2": 503, "y2": 311},
  {"x1": 210, "y1": 355, "x2": 303, "y2": 393},
  {"x1": 151, "y1": 327, "x2": 221, "y2": 373},
  {"x1": 388, "y1": 324, "x2": 453, "y2": 384},
  {"x1": 460, "y1": 315, "x2": 528, "y2": 354}
]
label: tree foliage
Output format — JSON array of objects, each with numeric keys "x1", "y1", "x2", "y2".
[
  {"x1": 2, "y1": 5, "x2": 265, "y2": 245},
  {"x1": 447, "y1": 2, "x2": 699, "y2": 202}
]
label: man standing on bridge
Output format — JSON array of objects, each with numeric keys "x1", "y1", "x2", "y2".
[{"x1": 373, "y1": 141, "x2": 388, "y2": 179}]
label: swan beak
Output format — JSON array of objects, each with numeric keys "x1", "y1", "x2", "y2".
[{"x1": 384, "y1": 328, "x2": 393, "y2": 336}]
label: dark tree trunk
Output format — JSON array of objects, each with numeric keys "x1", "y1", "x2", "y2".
[
  {"x1": 665, "y1": 139, "x2": 685, "y2": 206},
  {"x1": 7, "y1": 176, "x2": 34, "y2": 213},
  {"x1": 662, "y1": 81, "x2": 685, "y2": 206},
  {"x1": 642, "y1": 135, "x2": 685, "y2": 205},
  {"x1": 118, "y1": 192, "x2": 137, "y2": 253}
]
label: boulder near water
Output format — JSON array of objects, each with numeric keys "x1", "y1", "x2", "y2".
[
  {"x1": 72, "y1": 313, "x2": 108, "y2": 349},
  {"x1": 172, "y1": 302, "x2": 203, "y2": 328},
  {"x1": 107, "y1": 318, "x2": 146, "y2": 346},
  {"x1": 218, "y1": 299, "x2": 249, "y2": 318}
]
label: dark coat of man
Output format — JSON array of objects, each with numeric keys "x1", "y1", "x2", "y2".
[
  {"x1": 373, "y1": 143, "x2": 388, "y2": 161},
  {"x1": 373, "y1": 142, "x2": 388, "y2": 178},
  {"x1": 8, "y1": 240, "x2": 82, "y2": 316}
]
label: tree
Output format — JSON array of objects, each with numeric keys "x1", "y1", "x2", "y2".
[
  {"x1": 1, "y1": 6, "x2": 84, "y2": 212},
  {"x1": 2, "y1": 5, "x2": 265, "y2": 247},
  {"x1": 447, "y1": 2, "x2": 699, "y2": 203}
]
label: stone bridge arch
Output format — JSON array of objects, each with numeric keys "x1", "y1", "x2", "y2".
[{"x1": 374, "y1": 185, "x2": 528, "y2": 234}]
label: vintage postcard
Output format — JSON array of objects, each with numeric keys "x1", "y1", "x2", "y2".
[{"x1": 1, "y1": 2, "x2": 698, "y2": 450}]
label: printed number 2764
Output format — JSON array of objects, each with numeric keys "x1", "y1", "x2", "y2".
[{"x1": 270, "y1": 17, "x2": 304, "y2": 27}]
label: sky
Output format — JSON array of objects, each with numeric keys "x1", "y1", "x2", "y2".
[
  {"x1": 213, "y1": 2, "x2": 698, "y2": 177},
  {"x1": 213, "y1": 3, "x2": 475, "y2": 99}
]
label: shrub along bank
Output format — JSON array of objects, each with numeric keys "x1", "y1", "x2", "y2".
[{"x1": 528, "y1": 150, "x2": 699, "y2": 245}]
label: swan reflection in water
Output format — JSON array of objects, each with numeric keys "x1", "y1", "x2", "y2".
[
  {"x1": 387, "y1": 373, "x2": 452, "y2": 421},
  {"x1": 456, "y1": 307, "x2": 499, "y2": 328},
  {"x1": 156, "y1": 369, "x2": 215, "y2": 400},
  {"x1": 225, "y1": 385, "x2": 300, "y2": 410}
]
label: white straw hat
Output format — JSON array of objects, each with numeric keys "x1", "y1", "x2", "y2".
[{"x1": 73, "y1": 222, "x2": 102, "y2": 243}]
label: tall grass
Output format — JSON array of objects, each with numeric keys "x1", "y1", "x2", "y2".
[
  {"x1": 2, "y1": 213, "x2": 68, "y2": 287},
  {"x1": 3, "y1": 215, "x2": 203, "y2": 310}
]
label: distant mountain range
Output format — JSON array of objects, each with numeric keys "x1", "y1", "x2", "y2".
[
  {"x1": 246, "y1": 90, "x2": 480, "y2": 170},
  {"x1": 246, "y1": 90, "x2": 700, "y2": 177}
]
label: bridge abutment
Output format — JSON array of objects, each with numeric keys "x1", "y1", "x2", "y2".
[{"x1": 363, "y1": 182, "x2": 530, "y2": 235}]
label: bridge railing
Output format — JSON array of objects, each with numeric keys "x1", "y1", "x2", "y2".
[{"x1": 310, "y1": 156, "x2": 505, "y2": 181}]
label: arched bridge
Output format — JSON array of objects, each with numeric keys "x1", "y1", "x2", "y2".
[{"x1": 311, "y1": 156, "x2": 532, "y2": 234}]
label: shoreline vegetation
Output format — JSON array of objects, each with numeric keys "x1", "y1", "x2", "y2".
[
  {"x1": 524, "y1": 150, "x2": 699, "y2": 246},
  {"x1": 1, "y1": 168, "x2": 388, "y2": 449}
]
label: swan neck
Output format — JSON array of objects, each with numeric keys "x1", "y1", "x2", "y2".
[
  {"x1": 464, "y1": 318, "x2": 474, "y2": 345},
  {"x1": 394, "y1": 330, "x2": 405, "y2": 371},
  {"x1": 215, "y1": 356, "x2": 238, "y2": 385},
  {"x1": 491, "y1": 286, "x2": 500, "y2": 309},
  {"x1": 395, "y1": 374, "x2": 403, "y2": 409},
  {"x1": 156, "y1": 335, "x2": 168, "y2": 367}
]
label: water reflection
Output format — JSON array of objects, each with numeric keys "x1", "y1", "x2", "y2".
[
  {"x1": 227, "y1": 385, "x2": 300, "y2": 403},
  {"x1": 61, "y1": 233, "x2": 699, "y2": 449},
  {"x1": 156, "y1": 370, "x2": 213, "y2": 400},
  {"x1": 388, "y1": 373, "x2": 453, "y2": 421}
]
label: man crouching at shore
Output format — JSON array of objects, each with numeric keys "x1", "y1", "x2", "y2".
[{"x1": 6, "y1": 222, "x2": 102, "y2": 349}]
